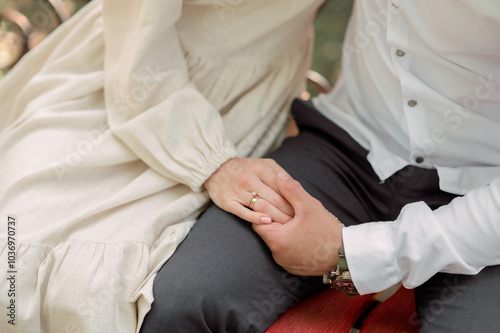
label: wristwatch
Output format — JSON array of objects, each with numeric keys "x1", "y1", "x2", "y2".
[{"x1": 323, "y1": 242, "x2": 358, "y2": 296}]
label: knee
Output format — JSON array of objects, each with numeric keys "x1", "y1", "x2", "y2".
[
  {"x1": 140, "y1": 272, "x2": 207, "y2": 332},
  {"x1": 140, "y1": 267, "x2": 248, "y2": 333},
  {"x1": 140, "y1": 266, "x2": 282, "y2": 333}
]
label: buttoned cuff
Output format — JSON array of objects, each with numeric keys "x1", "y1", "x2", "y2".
[{"x1": 342, "y1": 222, "x2": 401, "y2": 295}]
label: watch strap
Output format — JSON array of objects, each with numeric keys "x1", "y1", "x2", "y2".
[
  {"x1": 338, "y1": 242, "x2": 348, "y2": 272},
  {"x1": 323, "y1": 240, "x2": 359, "y2": 296}
]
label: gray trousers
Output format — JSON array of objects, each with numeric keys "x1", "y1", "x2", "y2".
[{"x1": 140, "y1": 99, "x2": 500, "y2": 333}]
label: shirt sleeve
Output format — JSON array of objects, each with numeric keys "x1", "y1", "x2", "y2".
[
  {"x1": 102, "y1": 0, "x2": 238, "y2": 192},
  {"x1": 342, "y1": 176, "x2": 500, "y2": 295}
]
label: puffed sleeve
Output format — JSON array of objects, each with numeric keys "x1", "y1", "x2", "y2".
[{"x1": 102, "y1": 0, "x2": 238, "y2": 192}]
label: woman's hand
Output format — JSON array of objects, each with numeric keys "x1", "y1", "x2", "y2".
[{"x1": 204, "y1": 158, "x2": 295, "y2": 224}]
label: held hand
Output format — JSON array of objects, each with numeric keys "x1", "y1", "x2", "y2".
[
  {"x1": 204, "y1": 158, "x2": 294, "y2": 224},
  {"x1": 253, "y1": 172, "x2": 344, "y2": 276}
]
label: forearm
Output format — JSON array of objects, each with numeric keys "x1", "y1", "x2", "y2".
[{"x1": 343, "y1": 177, "x2": 500, "y2": 295}]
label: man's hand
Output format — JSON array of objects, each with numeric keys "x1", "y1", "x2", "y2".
[
  {"x1": 204, "y1": 158, "x2": 294, "y2": 224},
  {"x1": 253, "y1": 172, "x2": 344, "y2": 276}
]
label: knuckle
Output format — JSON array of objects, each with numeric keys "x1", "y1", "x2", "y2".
[
  {"x1": 269, "y1": 194, "x2": 284, "y2": 208},
  {"x1": 252, "y1": 162, "x2": 267, "y2": 174},
  {"x1": 239, "y1": 174, "x2": 253, "y2": 187},
  {"x1": 263, "y1": 158, "x2": 277, "y2": 165},
  {"x1": 258, "y1": 199, "x2": 270, "y2": 210},
  {"x1": 228, "y1": 184, "x2": 239, "y2": 196}
]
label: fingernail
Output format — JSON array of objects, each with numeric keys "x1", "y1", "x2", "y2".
[
  {"x1": 261, "y1": 217, "x2": 272, "y2": 224},
  {"x1": 278, "y1": 171, "x2": 291, "y2": 181}
]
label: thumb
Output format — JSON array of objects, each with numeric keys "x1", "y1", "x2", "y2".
[{"x1": 277, "y1": 172, "x2": 312, "y2": 211}]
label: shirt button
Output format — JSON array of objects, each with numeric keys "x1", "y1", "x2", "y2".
[
  {"x1": 408, "y1": 99, "x2": 418, "y2": 107},
  {"x1": 415, "y1": 156, "x2": 425, "y2": 164},
  {"x1": 396, "y1": 49, "x2": 406, "y2": 57}
]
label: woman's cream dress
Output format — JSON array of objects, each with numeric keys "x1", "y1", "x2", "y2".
[{"x1": 0, "y1": 0, "x2": 322, "y2": 331}]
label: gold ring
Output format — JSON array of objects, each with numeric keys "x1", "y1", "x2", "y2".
[{"x1": 248, "y1": 192, "x2": 259, "y2": 210}]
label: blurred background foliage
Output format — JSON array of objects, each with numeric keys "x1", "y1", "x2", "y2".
[
  {"x1": 0, "y1": 0, "x2": 353, "y2": 84},
  {"x1": 312, "y1": 0, "x2": 353, "y2": 87},
  {"x1": 0, "y1": 0, "x2": 90, "y2": 79}
]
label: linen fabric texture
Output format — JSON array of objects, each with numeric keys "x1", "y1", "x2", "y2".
[{"x1": 0, "y1": 0, "x2": 323, "y2": 331}]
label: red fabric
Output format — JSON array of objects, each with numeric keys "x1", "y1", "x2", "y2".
[
  {"x1": 265, "y1": 287, "x2": 418, "y2": 333},
  {"x1": 265, "y1": 289, "x2": 373, "y2": 333},
  {"x1": 360, "y1": 287, "x2": 418, "y2": 333}
]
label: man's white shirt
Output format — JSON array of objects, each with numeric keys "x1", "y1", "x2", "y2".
[{"x1": 313, "y1": 0, "x2": 500, "y2": 294}]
